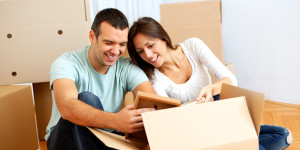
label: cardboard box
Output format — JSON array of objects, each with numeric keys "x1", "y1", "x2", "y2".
[
  {"x1": 88, "y1": 84, "x2": 265, "y2": 149},
  {"x1": 0, "y1": 85, "x2": 38, "y2": 150},
  {"x1": 32, "y1": 82, "x2": 53, "y2": 140},
  {"x1": 160, "y1": 0, "x2": 224, "y2": 63},
  {"x1": 0, "y1": 0, "x2": 91, "y2": 85},
  {"x1": 125, "y1": 92, "x2": 181, "y2": 142}
]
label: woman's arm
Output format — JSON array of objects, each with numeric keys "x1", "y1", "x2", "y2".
[
  {"x1": 190, "y1": 38, "x2": 237, "y2": 101},
  {"x1": 197, "y1": 77, "x2": 232, "y2": 101}
]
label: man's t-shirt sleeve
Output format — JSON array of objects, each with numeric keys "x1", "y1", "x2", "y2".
[
  {"x1": 120, "y1": 58, "x2": 149, "y2": 92},
  {"x1": 49, "y1": 54, "x2": 78, "y2": 90}
]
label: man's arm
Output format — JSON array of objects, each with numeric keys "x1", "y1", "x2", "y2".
[
  {"x1": 53, "y1": 78, "x2": 116, "y2": 129},
  {"x1": 112, "y1": 81, "x2": 157, "y2": 133},
  {"x1": 53, "y1": 79, "x2": 155, "y2": 133},
  {"x1": 132, "y1": 81, "x2": 156, "y2": 96}
]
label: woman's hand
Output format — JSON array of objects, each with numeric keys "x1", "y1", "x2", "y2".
[{"x1": 196, "y1": 85, "x2": 214, "y2": 102}]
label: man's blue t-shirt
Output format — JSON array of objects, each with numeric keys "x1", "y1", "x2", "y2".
[{"x1": 45, "y1": 46, "x2": 148, "y2": 140}]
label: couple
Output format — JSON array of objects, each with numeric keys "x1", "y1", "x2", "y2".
[{"x1": 46, "y1": 8, "x2": 292, "y2": 150}]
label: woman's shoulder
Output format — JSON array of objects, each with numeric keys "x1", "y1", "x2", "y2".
[
  {"x1": 181, "y1": 37, "x2": 204, "y2": 45},
  {"x1": 179, "y1": 37, "x2": 206, "y2": 55}
]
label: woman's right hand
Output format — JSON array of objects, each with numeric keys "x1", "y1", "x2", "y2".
[{"x1": 196, "y1": 85, "x2": 214, "y2": 102}]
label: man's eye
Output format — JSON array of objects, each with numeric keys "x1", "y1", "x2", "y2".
[{"x1": 106, "y1": 43, "x2": 112, "y2": 45}]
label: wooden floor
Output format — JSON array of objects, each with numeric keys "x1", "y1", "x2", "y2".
[
  {"x1": 262, "y1": 100, "x2": 300, "y2": 150},
  {"x1": 38, "y1": 100, "x2": 300, "y2": 150}
]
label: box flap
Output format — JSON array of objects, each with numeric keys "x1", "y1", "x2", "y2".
[
  {"x1": 142, "y1": 97, "x2": 258, "y2": 150},
  {"x1": 220, "y1": 84, "x2": 265, "y2": 135},
  {"x1": 88, "y1": 127, "x2": 146, "y2": 150}
]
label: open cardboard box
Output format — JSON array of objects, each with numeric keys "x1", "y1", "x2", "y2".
[
  {"x1": 88, "y1": 84, "x2": 265, "y2": 149},
  {"x1": 125, "y1": 92, "x2": 181, "y2": 143}
]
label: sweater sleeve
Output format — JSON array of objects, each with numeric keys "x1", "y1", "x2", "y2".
[{"x1": 188, "y1": 38, "x2": 237, "y2": 86}]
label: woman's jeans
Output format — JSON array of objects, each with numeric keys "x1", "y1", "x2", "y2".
[
  {"x1": 47, "y1": 91, "x2": 117, "y2": 150},
  {"x1": 259, "y1": 125, "x2": 292, "y2": 150},
  {"x1": 214, "y1": 94, "x2": 292, "y2": 150}
]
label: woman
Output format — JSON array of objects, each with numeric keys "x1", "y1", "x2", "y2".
[{"x1": 127, "y1": 17, "x2": 292, "y2": 150}]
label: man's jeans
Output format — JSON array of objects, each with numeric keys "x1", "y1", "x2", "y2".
[{"x1": 47, "y1": 91, "x2": 116, "y2": 150}]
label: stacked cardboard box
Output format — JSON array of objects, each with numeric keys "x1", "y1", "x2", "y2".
[
  {"x1": 0, "y1": 0, "x2": 91, "y2": 147},
  {"x1": 160, "y1": 0, "x2": 237, "y2": 83},
  {"x1": 0, "y1": 85, "x2": 38, "y2": 150},
  {"x1": 0, "y1": 0, "x2": 91, "y2": 85},
  {"x1": 160, "y1": 0, "x2": 224, "y2": 63}
]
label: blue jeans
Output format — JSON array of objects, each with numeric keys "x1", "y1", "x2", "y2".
[
  {"x1": 259, "y1": 125, "x2": 291, "y2": 150},
  {"x1": 214, "y1": 94, "x2": 291, "y2": 150},
  {"x1": 47, "y1": 91, "x2": 117, "y2": 150}
]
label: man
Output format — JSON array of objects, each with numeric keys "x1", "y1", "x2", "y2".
[{"x1": 46, "y1": 8, "x2": 156, "y2": 149}]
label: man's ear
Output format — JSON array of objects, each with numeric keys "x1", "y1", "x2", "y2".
[{"x1": 89, "y1": 29, "x2": 95, "y2": 43}]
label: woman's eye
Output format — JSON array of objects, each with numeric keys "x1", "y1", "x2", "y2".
[
  {"x1": 137, "y1": 51, "x2": 143, "y2": 54},
  {"x1": 148, "y1": 44, "x2": 154, "y2": 48}
]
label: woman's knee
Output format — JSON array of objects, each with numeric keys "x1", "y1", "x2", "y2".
[
  {"x1": 259, "y1": 125, "x2": 293, "y2": 149},
  {"x1": 78, "y1": 91, "x2": 103, "y2": 110}
]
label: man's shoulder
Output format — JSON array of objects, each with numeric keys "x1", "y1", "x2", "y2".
[
  {"x1": 117, "y1": 56, "x2": 131, "y2": 63},
  {"x1": 115, "y1": 57, "x2": 135, "y2": 68},
  {"x1": 58, "y1": 46, "x2": 87, "y2": 60},
  {"x1": 114, "y1": 57, "x2": 144, "y2": 76}
]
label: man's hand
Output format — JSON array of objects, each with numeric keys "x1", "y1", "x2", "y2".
[{"x1": 115, "y1": 105, "x2": 154, "y2": 133}]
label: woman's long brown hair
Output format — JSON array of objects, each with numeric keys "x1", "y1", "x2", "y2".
[{"x1": 127, "y1": 17, "x2": 177, "y2": 80}]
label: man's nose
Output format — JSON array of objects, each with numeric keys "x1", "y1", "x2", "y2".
[{"x1": 111, "y1": 45, "x2": 120, "y2": 55}]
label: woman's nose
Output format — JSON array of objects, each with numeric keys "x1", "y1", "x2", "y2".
[{"x1": 144, "y1": 49, "x2": 152, "y2": 58}]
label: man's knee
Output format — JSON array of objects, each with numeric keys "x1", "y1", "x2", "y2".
[{"x1": 78, "y1": 91, "x2": 103, "y2": 110}]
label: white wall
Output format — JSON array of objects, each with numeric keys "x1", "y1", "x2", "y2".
[{"x1": 222, "y1": 0, "x2": 300, "y2": 104}]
